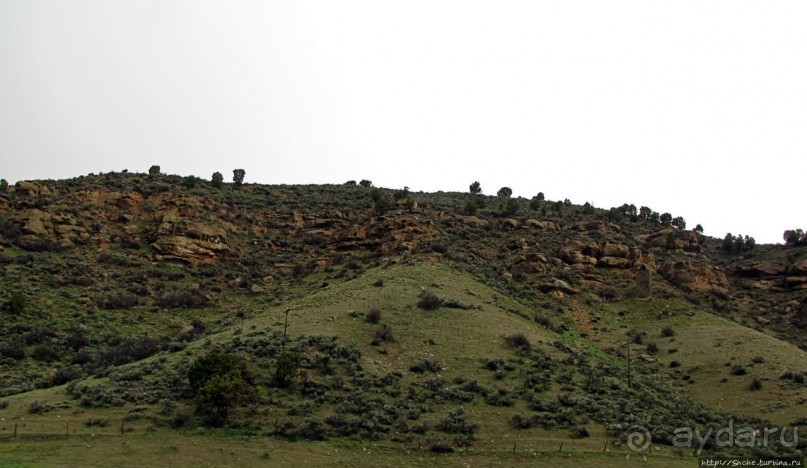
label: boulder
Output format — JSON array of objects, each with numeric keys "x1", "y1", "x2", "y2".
[
  {"x1": 535, "y1": 279, "x2": 581, "y2": 295},
  {"x1": 559, "y1": 241, "x2": 599, "y2": 266},
  {"x1": 460, "y1": 216, "x2": 490, "y2": 228},
  {"x1": 525, "y1": 219, "x2": 558, "y2": 231},
  {"x1": 600, "y1": 242, "x2": 630, "y2": 258},
  {"x1": 500, "y1": 218, "x2": 520, "y2": 230},
  {"x1": 658, "y1": 260, "x2": 729, "y2": 296},
  {"x1": 788, "y1": 259, "x2": 807, "y2": 276}
]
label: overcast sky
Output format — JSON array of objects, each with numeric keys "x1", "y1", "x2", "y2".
[{"x1": 1, "y1": 1, "x2": 805, "y2": 244}]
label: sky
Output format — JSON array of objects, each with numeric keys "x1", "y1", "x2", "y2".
[{"x1": 0, "y1": 1, "x2": 805, "y2": 244}]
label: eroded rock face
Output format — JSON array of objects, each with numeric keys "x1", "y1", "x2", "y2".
[
  {"x1": 734, "y1": 261, "x2": 787, "y2": 277},
  {"x1": 510, "y1": 252, "x2": 548, "y2": 276},
  {"x1": 151, "y1": 219, "x2": 230, "y2": 264},
  {"x1": 14, "y1": 181, "x2": 56, "y2": 197},
  {"x1": 559, "y1": 241, "x2": 599, "y2": 267},
  {"x1": 658, "y1": 260, "x2": 729, "y2": 296},
  {"x1": 639, "y1": 228, "x2": 701, "y2": 252},
  {"x1": 14, "y1": 209, "x2": 89, "y2": 247},
  {"x1": 535, "y1": 279, "x2": 581, "y2": 296}
]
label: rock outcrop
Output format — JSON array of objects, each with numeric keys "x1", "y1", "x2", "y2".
[
  {"x1": 151, "y1": 219, "x2": 230, "y2": 264},
  {"x1": 658, "y1": 259, "x2": 729, "y2": 296}
]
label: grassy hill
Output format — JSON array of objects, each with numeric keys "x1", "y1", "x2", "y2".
[{"x1": 0, "y1": 172, "x2": 805, "y2": 466}]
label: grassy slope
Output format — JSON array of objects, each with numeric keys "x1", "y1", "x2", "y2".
[{"x1": 0, "y1": 262, "x2": 711, "y2": 467}]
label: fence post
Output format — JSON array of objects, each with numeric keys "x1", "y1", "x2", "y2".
[
  {"x1": 512, "y1": 441, "x2": 516, "y2": 453},
  {"x1": 14, "y1": 422, "x2": 17, "y2": 437},
  {"x1": 558, "y1": 441, "x2": 564, "y2": 452}
]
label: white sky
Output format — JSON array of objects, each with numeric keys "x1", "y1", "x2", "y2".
[{"x1": 1, "y1": 1, "x2": 805, "y2": 244}]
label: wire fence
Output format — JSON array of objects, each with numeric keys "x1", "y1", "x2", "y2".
[
  {"x1": 0, "y1": 418, "x2": 639, "y2": 457},
  {"x1": 0, "y1": 417, "x2": 150, "y2": 440}
]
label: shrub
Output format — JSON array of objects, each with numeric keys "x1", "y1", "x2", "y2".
[
  {"x1": 148, "y1": 165, "x2": 160, "y2": 175},
  {"x1": 359, "y1": 179, "x2": 372, "y2": 187},
  {"x1": 749, "y1": 378, "x2": 763, "y2": 391},
  {"x1": 669, "y1": 361, "x2": 681, "y2": 368},
  {"x1": 372, "y1": 279, "x2": 384, "y2": 287},
  {"x1": 436, "y1": 408, "x2": 478, "y2": 435},
  {"x1": 373, "y1": 324, "x2": 395, "y2": 344},
  {"x1": 504, "y1": 333, "x2": 531, "y2": 352},
  {"x1": 469, "y1": 181, "x2": 481, "y2": 194},
  {"x1": 732, "y1": 365, "x2": 747, "y2": 376},
  {"x1": 32, "y1": 345, "x2": 59, "y2": 362},
  {"x1": 4, "y1": 291, "x2": 26, "y2": 315},
  {"x1": 570, "y1": 426, "x2": 590, "y2": 438},
  {"x1": 0, "y1": 343, "x2": 25, "y2": 360},
  {"x1": 661, "y1": 326, "x2": 675, "y2": 337},
  {"x1": 365, "y1": 307, "x2": 381, "y2": 324},
  {"x1": 28, "y1": 400, "x2": 43, "y2": 414},
  {"x1": 98, "y1": 336, "x2": 165, "y2": 367},
  {"x1": 96, "y1": 293, "x2": 139, "y2": 310},
  {"x1": 155, "y1": 289, "x2": 209, "y2": 308},
  {"x1": 417, "y1": 290, "x2": 442, "y2": 310},
  {"x1": 84, "y1": 418, "x2": 108, "y2": 427},
  {"x1": 627, "y1": 329, "x2": 646, "y2": 344},
  {"x1": 182, "y1": 175, "x2": 198, "y2": 188},
  {"x1": 646, "y1": 343, "x2": 659, "y2": 354},
  {"x1": 409, "y1": 358, "x2": 442, "y2": 374}
]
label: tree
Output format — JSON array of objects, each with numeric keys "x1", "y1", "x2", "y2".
[
  {"x1": 502, "y1": 199, "x2": 520, "y2": 216},
  {"x1": 535, "y1": 192, "x2": 545, "y2": 202},
  {"x1": 469, "y1": 181, "x2": 482, "y2": 195},
  {"x1": 0, "y1": 179, "x2": 8, "y2": 192},
  {"x1": 359, "y1": 179, "x2": 372, "y2": 187},
  {"x1": 345, "y1": 180, "x2": 357, "y2": 186},
  {"x1": 552, "y1": 200, "x2": 564, "y2": 215},
  {"x1": 672, "y1": 216, "x2": 686, "y2": 230},
  {"x1": 694, "y1": 224, "x2": 704, "y2": 233},
  {"x1": 374, "y1": 196, "x2": 392, "y2": 215},
  {"x1": 497, "y1": 187, "x2": 512, "y2": 198},
  {"x1": 660, "y1": 212, "x2": 672, "y2": 227},
  {"x1": 582, "y1": 202, "x2": 594, "y2": 214},
  {"x1": 195, "y1": 370, "x2": 256, "y2": 427},
  {"x1": 649, "y1": 211, "x2": 660, "y2": 223},
  {"x1": 188, "y1": 351, "x2": 257, "y2": 427},
  {"x1": 639, "y1": 206, "x2": 652, "y2": 220},
  {"x1": 148, "y1": 165, "x2": 160, "y2": 176},
  {"x1": 784, "y1": 229, "x2": 806, "y2": 246},
  {"x1": 273, "y1": 352, "x2": 300, "y2": 388},
  {"x1": 181, "y1": 175, "x2": 198, "y2": 189},
  {"x1": 723, "y1": 233, "x2": 735, "y2": 253},
  {"x1": 232, "y1": 169, "x2": 246, "y2": 186},
  {"x1": 211, "y1": 172, "x2": 224, "y2": 189}
]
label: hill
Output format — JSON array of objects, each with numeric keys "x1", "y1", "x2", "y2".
[{"x1": 0, "y1": 171, "x2": 805, "y2": 466}]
